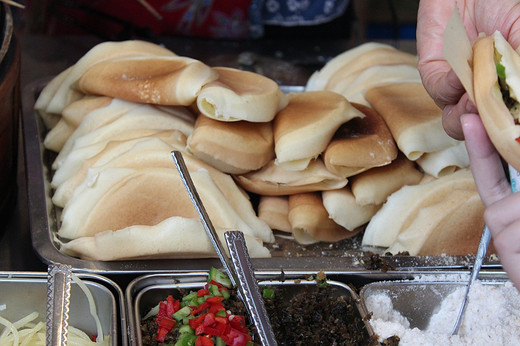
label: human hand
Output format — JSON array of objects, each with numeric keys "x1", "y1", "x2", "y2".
[
  {"x1": 461, "y1": 113, "x2": 520, "y2": 290},
  {"x1": 417, "y1": 0, "x2": 520, "y2": 140}
]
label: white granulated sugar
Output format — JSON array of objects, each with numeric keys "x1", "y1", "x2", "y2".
[{"x1": 366, "y1": 281, "x2": 520, "y2": 345}]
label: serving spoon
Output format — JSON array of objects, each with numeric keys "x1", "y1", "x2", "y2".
[{"x1": 171, "y1": 150, "x2": 277, "y2": 345}]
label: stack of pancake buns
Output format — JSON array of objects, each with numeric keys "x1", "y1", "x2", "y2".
[{"x1": 35, "y1": 40, "x2": 487, "y2": 261}]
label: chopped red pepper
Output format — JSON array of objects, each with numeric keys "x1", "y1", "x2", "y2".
[
  {"x1": 215, "y1": 316, "x2": 228, "y2": 325},
  {"x1": 166, "y1": 295, "x2": 180, "y2": 316},
  {"x1": 197, "y1": 288, "x2": 210, "y2": 297},
  {"x1": 516, "y1": 136, "x2": 520, "y2": 144},
  {"x1": 189, "y1": 314, "x2": 206, "y2": 330},
  {"x1": 209, "y1": 302, "x2": 225, "y2": 315},
  {"x1": 206, "y1": 280, "x2": 228, "y2": 291},
  {"x1": 229, "y1": 315, "x2": 249, "y2": 334},
  {"x1": 190, "y1": 302, "x2": 210, "y2": 315},
  {"x1": 202, "y1": 313, "x2": 217, "y2": 327},
  {"x1": 156, "y1": 317, "x2": 176, "y2": 342},
  {"x1": 206, "y1": 296, "x2": 224, "y2": 304},
  {"x1": 155, "y1": 301, "x2": 168, "y2": 324},
  {"x1": 195, "y1": 335, "x2": 214, "y2": 346},
  {"x1": 222, "y1": 328, "x2": 252, "y2": 346}
]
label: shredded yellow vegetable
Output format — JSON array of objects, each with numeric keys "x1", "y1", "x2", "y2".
[
  {"x1": 0, "y1": 312, "x2": 110, "y2": 345},
  {"x1": 0, "y1": 274, "x2": 111, "y2": 345}
]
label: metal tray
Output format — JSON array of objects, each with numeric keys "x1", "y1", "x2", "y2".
[
  {"x1": 358, "y1": 272, "x2": 510, "y2": 337},
  {"x1": 126, "y1": 270, "x2": 378, "y2": 345},
  {"x1": 22, "y1": 78, "x2": 503, "y2": 274},
  {"x1": 126, "y1": 269, "x2": 511, "y2": 345},
  {"x1": 0, "y1": 271, "x2": 128, "y2": 345}
]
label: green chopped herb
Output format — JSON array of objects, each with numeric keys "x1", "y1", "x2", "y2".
[
  {"x1": 262, "y1": 288, "x2": 275, "y2": 299},
  {"x1": 497, "y1": 62, "x2": 506, "y2": 80},
  {"x1": 208, "y1": 267, "x2": 232, "y2": 289}
]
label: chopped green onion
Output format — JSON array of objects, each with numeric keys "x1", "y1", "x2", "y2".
[
  {"x1": 262, "y1": 288, "x2": 275, "y2": 299},
  {"x1": 174, "y1": 333, "x2": 198, "y2": 346},
  {"x1": 178, "y1": 324, "x2": 194, "y2": 335},
  {"x1": 497, "y1": 62, "x2": 506, "y2": 80},
  {"x1": 172, "y1": 306, "x2": 191, "y2": 322},
  {"x1": 208, "y1": 267, "x2": 232, "y2": 289}
]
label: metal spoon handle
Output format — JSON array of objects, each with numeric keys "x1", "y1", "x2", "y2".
[
  {"x1": 225, "y1": 231, "x2": 278, "y2": 346},
  {"x1": 171, "y1": 151, "x2": 238, "y2": 287},
  {"x1": 47, "y1": 264, "x2": 72, "y2": 346},
  {"x1": 451, "y1": 225, "x2": 491, "y2": 335}
]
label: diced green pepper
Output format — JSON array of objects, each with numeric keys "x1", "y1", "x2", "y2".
[
  {"x1": 178, "y1": 324, "x2": 194, "y2": 335},
  {"x1": 262, "y1": 288, "x2": 275, "y2": 299},
  {"x1": 172, "y1": 306, "x2": 192, "y2": 321},
  {"x1": 216, "y1": 309, "x2": 227, "y2": 317},
  {"x1": 174, "y1": 334, "x2": 198, "y2": 346},
  {"x1": 221, "y1": 288, "x2": 230, "y2": 300},
  {"x1": 215, "y1": 337, "x2": 226, "y2": 346},
  {"x1": 209, "y1": 284, "x2": 221, "y2": 297},
  {"x1": 208, "y1": 267, "x2": 232, "y2": 289},
  {"x1": 182, "y1": 291, "x2": 198, "y2": 302}
]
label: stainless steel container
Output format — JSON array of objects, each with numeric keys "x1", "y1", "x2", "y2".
[
  {"x1": 359, "y1": 272, "x2": 510, "y2": 331},
  {"x1": 125, "y1": 271, "x2": 375, "y2": 345},
  {"x1": 0, "y1": 271, "x2": 128, "y2": 345}
]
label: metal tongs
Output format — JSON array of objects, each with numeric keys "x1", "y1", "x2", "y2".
[
  {"x1": 46, "y1": 264, "x2": 73, "y2": 346},
  {"x1": 171, "y1": 151, "x2": 277, "y2": 346},
  {"x1": 451, "y1": 164, "x2": 519, "y2": 334}
]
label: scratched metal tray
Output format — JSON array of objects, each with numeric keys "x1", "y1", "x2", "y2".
[
  {"x1": 22, "y1": 79, "x2": 503, "y2": 274},
  {"x1": 0, "y1": 271, "x2": 128, "y2": 345}
]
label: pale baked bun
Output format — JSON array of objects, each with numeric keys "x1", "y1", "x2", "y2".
[
  {"x1": 45, "y1": 40, "x2": 176, "y2": 114},
  {"x1": 187, "y1": 114, "x2": 274, "y2": 174},
  {"x1": 332, "y1": 64, "x2": 421, "y2": 106},
  {"x1": 79, "y1": 56, "x2": 218, "y2": 106},
  {"x1": 416, "y1": 193, "x2": 490, "y2": 256},
  {"x1": 415, "y1": 141, "x2": 469, "y2": 178},
  {"x1": 196, "y1": 67, "x2": 288, "y2": 122},
  {"x1": 386, "y1": 190, "x2": 486, "y2": 256},
  {"x1": 58, "y1": 168, "x2": 264, "y2": 241},
  {"x1": 51, "y1": 128, "x2": 176, "y2": 189},
  {"x1": 472, "y1": 31, "x2": 520, "y2": 172},
  {"x1": 365, "y1": 82, "x2": 459, "y2": 160},
  {"x1": 288, "y1": 192, "x2": 361, "y2": 244},
  {"x1": 273, "y1": 91, "x2": 364, "y2": 171},
  {"x1": 324, "y1": 47, "x2": 417, "y2": 93},
  {"x1": 323, "y1": 103, "x2": 398, "y2": 177},
  {"x1": 235, "y1": 158, "x2": 347, "y2": 196},
  {"x1": 362, "y1": 169, "x2": 477, "y2": 248},
  {"x1": 52, "y1": 132, "x2": 187, "y2": 207},
  {"x1": 322, "y1": 187, "x2": 381, "y2": 231},
  {"x1": 51, "y1": 98, "x2": 144, "y2": 168},
  {"x1": 60, "y1": 216, "x2": 271, "y2": 260},
  {"x1": 43, "y1": 96, "x2": 113, "y2": 152},
  {"x1": 53, "y1": 103, "x2": 194, "y2": 170},
  {"x1": 350, "y1": 153, "x2": 423, "y2": 206},
  {"x1": 178, "y1": 153, "x2": 274, "y2": 243},
  {"x1": 258, "y1": 196, "x2": 291, "y2": 233},
  {"x1": 34, "y1": 66, "x2": 73, "y2": 129},
  {"x1": 305, "y1": 42, "x2": 397, "y2": 91}
]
